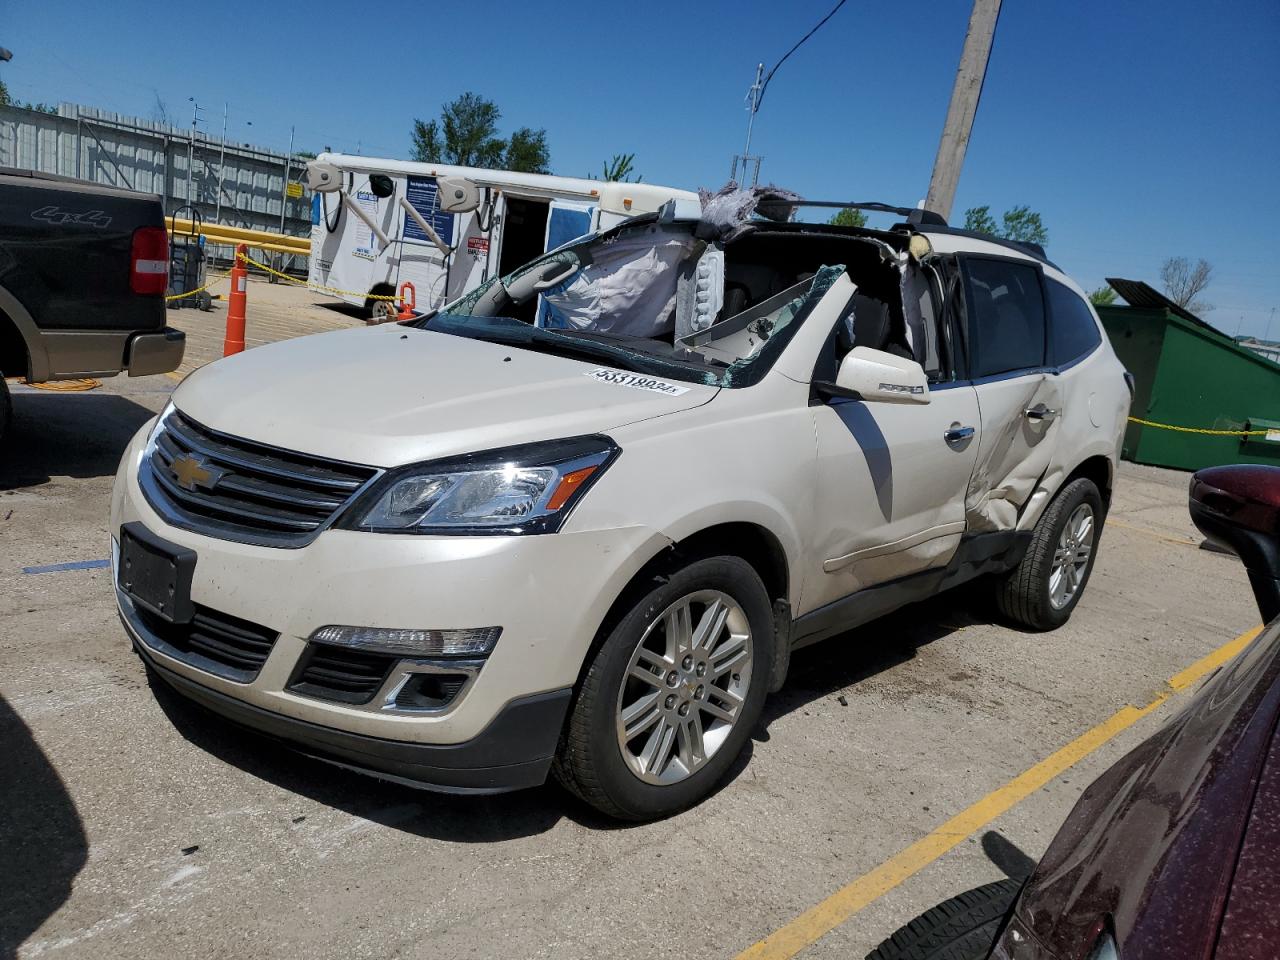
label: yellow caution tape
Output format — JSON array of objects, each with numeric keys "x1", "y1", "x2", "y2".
[
  {"x1": 164, "y1": 265, "x2": 235, "y2": 302},
  {"x1": 238, "y1": 252, "x2": 402, "y2": 302},
  {"x1": 1128, "y1": 416, "x2": 1271, "y2": 437}
]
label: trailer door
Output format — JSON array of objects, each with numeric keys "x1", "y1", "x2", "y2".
[{"x1": 536, "y1": 199, "x2": 595, "y2": 326}]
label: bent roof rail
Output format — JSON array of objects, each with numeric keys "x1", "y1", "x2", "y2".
[{"x1": 763, "y1": 198, "x2": 948, "y2": 226}]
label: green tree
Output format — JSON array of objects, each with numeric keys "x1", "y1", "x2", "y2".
[
  {"x1": 1000, "y1": 205, "x2": 1048, "y2": 246},
  {"x1": 411, "y1": 92, "x2": 549, "y2": 173},
  {"x1": 962, "y1": 204, "x2": 1048, "y2": 246},
  {"x1": 0, "y1": 79, "x2": 10, "y2": 107},
  {"x1": 503, "y1": 127, "x2": 550, "y2": 174},
  {"x1": 963, "y1": 205, "x2": 998, "y2": 235},
  {"x1": 600, "y1": 153, "x2": 641, "y2": 182},
  {"x1": 1088, "y1": 285, "x2": 1117, "y2": 306},
  {"x1": 827, "y1": 207, "x2": 868, "y2": 228}
]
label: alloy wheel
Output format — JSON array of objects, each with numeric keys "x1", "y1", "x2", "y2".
[
  {"x1": 615, "y1": 590, "x2": 753, "y2": 785},
  {"x1": 1049, "y1": 502, "x2": 1095, "y2": 609}
]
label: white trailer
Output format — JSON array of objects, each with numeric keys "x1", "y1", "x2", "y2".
[{"x1": 304, "y1": 154, "x2": 698, "y2": 321}]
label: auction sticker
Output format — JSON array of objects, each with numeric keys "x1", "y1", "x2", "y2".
[{"x1": 585, "y1": 368, "x2": 691, "y2": 396}]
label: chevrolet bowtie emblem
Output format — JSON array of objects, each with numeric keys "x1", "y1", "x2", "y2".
[{"x1": 171, "y1": 454, "x2": 219, "y2": 491}]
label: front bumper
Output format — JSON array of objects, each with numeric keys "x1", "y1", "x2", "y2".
[
  {"x1": 127, "y1": 327, "x2": 186, "y2": 377},
  {"x1": 110, "y1": 419, "x2": 667, "y2": 787},
  {"x1": 131, "y1": 623, "x2": 572, "y2": 793}
]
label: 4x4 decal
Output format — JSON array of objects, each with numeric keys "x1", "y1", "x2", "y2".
[{"x1": 31, "y1": 205, "x2": 113, "y2": 228}]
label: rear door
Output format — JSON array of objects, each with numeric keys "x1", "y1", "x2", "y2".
[{"x1": 960, "y1": 255, "x2": 1062, "y2": 532}]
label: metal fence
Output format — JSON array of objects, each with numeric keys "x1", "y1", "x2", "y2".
[{"x1": 0, "y1": 102, "x2": 312, "y2": 269}]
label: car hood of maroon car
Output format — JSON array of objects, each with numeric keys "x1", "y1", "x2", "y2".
[{"x1": 1016, "y1": 618, "x2": 1280, "y2": 960}]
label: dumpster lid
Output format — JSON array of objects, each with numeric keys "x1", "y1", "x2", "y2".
[{"x1": 1106, "y1": 277, "x2": 1224, "y2": 336}]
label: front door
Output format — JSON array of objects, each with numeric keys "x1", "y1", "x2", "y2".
[{"x1": 804, "y1": 383, "x2": 982, "y2": 613}]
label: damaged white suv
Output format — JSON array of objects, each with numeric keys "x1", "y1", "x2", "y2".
[{"x1": 110, "y1": 194, "x2": 1130, "y2": 819}]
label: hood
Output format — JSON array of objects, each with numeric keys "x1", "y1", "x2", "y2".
[{"x1": 173, "y1": 324, "x2": 717, "y2": 467}]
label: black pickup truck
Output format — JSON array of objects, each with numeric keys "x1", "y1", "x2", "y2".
[{"x1": 0, "y1": 168, "x2": 185, "y2": 441}]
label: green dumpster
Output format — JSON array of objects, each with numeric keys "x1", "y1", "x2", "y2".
[{"x1": 1097, "y1": 279, "x2": 1280, "y2": 471}]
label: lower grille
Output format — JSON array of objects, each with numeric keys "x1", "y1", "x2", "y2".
[
  {"x1": 287, "y1": 644, "x2": 472, "y2": 710},
  {"x1": 288, "y1": 644, "x2": 396, "y2": 705},
  {"x1": 135, "y1": 604, "x2": 278, "y2": 682}
]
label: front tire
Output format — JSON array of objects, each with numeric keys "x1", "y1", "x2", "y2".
[
  {"x1": 865, "y1": 879, "x2": 1021, "y2": 960},
  {"x1": 995, "y1": 477, "x2": 1103, "y2": 630},
  {"x1": 553, "y1": 555, "x2": 774, "y2": 820}
]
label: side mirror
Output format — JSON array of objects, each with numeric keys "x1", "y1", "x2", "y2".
[
  {"x1": 367, "y1": 174, "x2": 395, "y2": 199},
  {"x1": 817, "y1": 346, "x2": 930, "y2": 405},
  {"x1": 1189, "y1": 465, "x2": 1280, "y2": 622},
  {"x1": 304, "y1": 161, "x2": 341, "y2": 193},
  {"x1": 436, "y1": 176, "x2": 481, "y2": 213}
]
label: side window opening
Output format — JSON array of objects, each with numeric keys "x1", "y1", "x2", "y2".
[
  {"x1": 717, "y1": 230, "x2": 916, "y2": 359},
  {"x1": 963, "y1": 258, "x2": 1047, "y2": 378},
  {"x1": 1046, "y1": 277, "x2": 1103, "y2": 367}
]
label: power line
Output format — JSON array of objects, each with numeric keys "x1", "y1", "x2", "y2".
[{"x1": 756, "y1": 0, "x2": 849, "y2": 111}]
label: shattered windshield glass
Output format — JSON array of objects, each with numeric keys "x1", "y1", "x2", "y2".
[{"x1": 415, "y1": 219, "x2": 845, "y2": 389}]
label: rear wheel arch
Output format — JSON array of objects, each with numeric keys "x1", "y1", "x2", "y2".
[
  {"x1": 1063, "y1": 453, "x2": 1113, "y2": 511},
  {"x1": 0, "y1": 286, "x2": 46, "y2": 380}
]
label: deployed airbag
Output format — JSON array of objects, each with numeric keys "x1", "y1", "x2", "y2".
[{"x1": 540, "y1": 228, "x2": 697, "y2": 337}]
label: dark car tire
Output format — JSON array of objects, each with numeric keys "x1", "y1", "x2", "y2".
[
  {"x1": 995, "y1": 477, "x2": 1104, "y2": 631},
  {"x1": 0, "y1": 375, "x2": 11, "y2": 445},
  {"x1": 865, "y1": 878, "x2": 1022, "y2": 960},
  {"x1": 553, "y1": 555, "x2": 774, "y2": 821}
]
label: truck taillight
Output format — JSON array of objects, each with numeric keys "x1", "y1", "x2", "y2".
[{"x1": 130, "y1": 226, "x2": 169, "y2": 295}]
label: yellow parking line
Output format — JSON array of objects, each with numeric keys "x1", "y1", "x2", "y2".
[
  {"x1": 1105, "y1": 517, "x2": 1201, "y2": 548},
  {"x1": 735, "y1": 622, "x2": 1265, "y2": 960}
]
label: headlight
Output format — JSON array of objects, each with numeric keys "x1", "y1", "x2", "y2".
[{"x1": 345, "y1": 435, "x2": 619, "y2": 534}]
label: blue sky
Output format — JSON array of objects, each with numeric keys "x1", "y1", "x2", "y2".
[{"x1": 3, "y1": 0, "x2": 1277, "y2": 337}]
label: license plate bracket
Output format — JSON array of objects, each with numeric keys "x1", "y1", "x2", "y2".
[{"x1": 118, "y1": 521, "x2": 196, "y2": 624}]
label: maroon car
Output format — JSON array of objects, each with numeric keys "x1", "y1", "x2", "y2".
[{"x1": 869, "y1": 464, "x2": 1280, "y2": 960}]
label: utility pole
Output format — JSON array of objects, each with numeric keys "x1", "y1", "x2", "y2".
[
  {"x1": 186, "y1": 97, "x2": 204, "y2": 208},
  {"x1": 732, "y1": 62, "x2": 764, "y2": 186},
  {"x1": 278, "y1": 125, "x2": 294, "y2": 234},
  {"x1": 215, "y1": 103, "x2": 227, "y2": 223},
  {"x1": 924, "y1": 0, "x2": 1003, "y2": 221}
]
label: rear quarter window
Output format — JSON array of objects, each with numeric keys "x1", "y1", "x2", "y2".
[{"x1": 1046, "y1": 278, "x2": 1103, "y2": 367}]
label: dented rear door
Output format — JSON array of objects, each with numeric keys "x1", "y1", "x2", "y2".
[{"x1": 960, "y1": 255, "x2": 1061, "y2": 531}]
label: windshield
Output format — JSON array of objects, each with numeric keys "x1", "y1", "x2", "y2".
[{"x1": 414, "y1": 220, "x2": 846, "y2": 388}]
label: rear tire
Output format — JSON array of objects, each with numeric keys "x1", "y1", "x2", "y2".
[
  {"x1": 553, "y1": 555, "x2": 774, "y2": 821},
  {"x1": 995, "y1": 477, "x2": 1103, "y2": 630},
  {"x1": 865, "y1": 879, "x2": 1021, "y2": 960}
]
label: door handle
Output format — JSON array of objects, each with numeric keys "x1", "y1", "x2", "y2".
[
  {"x1": 1024, "y1": 404, "x2": 1060, "y2": 421},
  {"x1": 944, "y1": 424, "x2": 975, "y2": 444}
]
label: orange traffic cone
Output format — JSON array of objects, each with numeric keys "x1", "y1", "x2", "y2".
[{"x1": 396, "y1": 282, "x2": 416, "y2": 321}]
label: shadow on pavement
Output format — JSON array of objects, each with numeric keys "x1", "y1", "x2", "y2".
[
  {"x1": 0, "y1": 695, "x2": 88, "y2": 960},
  {"x1": 981, "y1": 829, "x2": 1037, "y2": 880},
  {"x1": 760, "y1": 590, "x2": 994, "y2": 733},
  {"x1": 1, "y1": 391, "x2": 160, "y2": 490},
  {"x1": 319, "y1": 301, "x2": 369, "y2": 321},
  {"x1": 140, "y1": 592, "x2": 991, "y2": 837}
]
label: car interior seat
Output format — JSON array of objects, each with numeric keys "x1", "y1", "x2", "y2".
[{"x1": 839, "y1": 293, "x2": 913, "y2": 360}]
